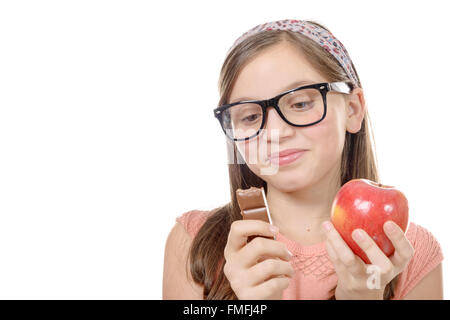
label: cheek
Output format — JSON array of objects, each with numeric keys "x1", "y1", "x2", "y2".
[
  {"x1": 235, "y1": 137, "x2": 276, "y2": 177},
  {"x1": 303, "y1": 108, "x2": 346, "y2": 161},
  {"x1": 235, "y1": 139, "x2": 266, "y2": 167}
]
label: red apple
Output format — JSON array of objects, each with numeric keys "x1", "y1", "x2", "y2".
[{"x1": 330, "y1": 179, "x2": 409, "y2": 264}]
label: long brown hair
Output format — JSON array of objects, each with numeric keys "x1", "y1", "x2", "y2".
[{"x1": 188, "y1": 20, "x2": 400, "y2": 300}]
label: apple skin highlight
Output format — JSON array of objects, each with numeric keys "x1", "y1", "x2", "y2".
[{"x1": 330, "y1": 179, "x2": 409, "y2": 264}]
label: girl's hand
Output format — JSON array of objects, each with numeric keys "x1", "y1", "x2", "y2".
[
  {"x1": 321, "y1": 220, "x2": 415, "y2": 300},
  {"x1": 223, "y1": 220, "x2": 295, "y2": 300}
]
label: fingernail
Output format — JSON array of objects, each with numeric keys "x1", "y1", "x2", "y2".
[
  {"x1": 352, "y1": 229, "x2": 365, "y2": 242},
  {"x1": 384, "y1": 221, "x2": 396, "y2": 233},
  {"x1": 322, "y1": 221, "x2": 332, "y2": 232},
  {"x1": 287, "y1": 249, "x2": 294, "y2": 257},
  {"x1": 269, "y1": 225, "x2": 279, "y2": 234}
]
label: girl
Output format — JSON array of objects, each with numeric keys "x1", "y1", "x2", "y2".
[{"x1": 163, "y1": 19, "x2": 444, "y2": 300}]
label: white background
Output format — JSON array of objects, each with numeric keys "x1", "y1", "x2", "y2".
[{"x1": 0, "y1": 0, "x2": 448, "y2": 299}]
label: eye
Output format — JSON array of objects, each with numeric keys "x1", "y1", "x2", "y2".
[
  {"x1": 291, "y1": 101, "x2": 314, "y2": 111},
  {"x1": 241, "y1": 113, "x2": 261, "y2": 123}
]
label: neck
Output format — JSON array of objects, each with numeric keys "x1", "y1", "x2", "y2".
[{"x1": 266, "y1": 169, "x2": 341, "y2": 245}]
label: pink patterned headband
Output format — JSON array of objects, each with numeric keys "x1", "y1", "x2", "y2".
[{"x1": 228, "y1": 19, "x2": 359, "y2": 87}]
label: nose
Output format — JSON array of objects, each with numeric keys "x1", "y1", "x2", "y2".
[{"x1": 264, "y1": 105, "x2": 295, "y2": 141}]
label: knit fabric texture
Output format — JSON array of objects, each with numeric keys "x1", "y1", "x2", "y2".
[{"x1": 176, "y1": 209, "x2": 443, "y2": 300}]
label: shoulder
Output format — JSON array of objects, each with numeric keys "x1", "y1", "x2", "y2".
[
  {"x1": 175, "y1": 209, "x2": 212, "y2": 240},
  {"x1": 404, "y1": 222, "x2": 444, "y2": 266},
  {"x1": 165, "y1": 209, "x2": 211, "y2": 264},
  {"x1": 163, "y1": 210, "x2": 211, "y2": 299},
  {"x1": 394, "y1": 221, "x2": 444, "y2": 299}
]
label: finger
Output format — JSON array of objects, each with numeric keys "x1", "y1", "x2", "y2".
[
  {"x1": 352, "y1": 228, "x2": 393, "y2": 273},
  {"x1": 322, "y1": 221, "x2": 365, "y2": 276},
  {"x1": 383, "y1": 221, "x2": 415, "y2": 270},
  {"x1": 225, "y1": 220, "x2": 278, "y2": 256},
  {"x1": 325, "y1": 238, "x2": 338, "y2": 261},
  {"x1": 325, "y1": 239, "x2": 346, "y2": 275},
  {"x1": 253, "y1": 276, "x2": 291, "y2": 299},
  {"x1": 248, "y1": 259, "x2": 295, "y2": 286},
  {"x1": 239, "y1": 236, "x2": 292, "y2": 267}
]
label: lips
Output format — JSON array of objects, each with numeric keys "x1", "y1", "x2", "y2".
[{"x1": 268, "y1": 148, "x2": 308, "y2": 160}]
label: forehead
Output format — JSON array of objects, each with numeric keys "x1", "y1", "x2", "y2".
[{"x1": 229, "y1": 42, "x2": 327, "y2": 103}]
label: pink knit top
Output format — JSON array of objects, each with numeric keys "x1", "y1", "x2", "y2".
[{"x1": 176, "y1": 209, "x2": 444, "y2": 300}]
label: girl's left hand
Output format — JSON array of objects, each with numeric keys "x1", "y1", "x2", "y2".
[{"x1": 321, "y1": 220, "x2": 415, "y2": 300}]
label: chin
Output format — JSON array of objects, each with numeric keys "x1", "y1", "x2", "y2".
[{"x1": 264, "y1": 171, "x2": 310, "y2": 193}]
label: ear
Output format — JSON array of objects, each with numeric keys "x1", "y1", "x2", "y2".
[{"x1": 345, "y1": 87, "x2": 366, "y2": 133}]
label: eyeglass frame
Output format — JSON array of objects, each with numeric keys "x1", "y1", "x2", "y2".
[{"x1": 213, "y1": 81, "x2": 353, "y2": 141}]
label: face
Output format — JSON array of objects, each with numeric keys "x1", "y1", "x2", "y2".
[{"x1": 228, "y1": 41, "x2": 365, "y2": 192}]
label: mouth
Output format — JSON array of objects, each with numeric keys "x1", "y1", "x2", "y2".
[
  {"x1": 268, "y1": 148, "x2": 308, "y2": 159},
  {"x1": 267, "y1": 148, "x2": 308, "y2": 166}
]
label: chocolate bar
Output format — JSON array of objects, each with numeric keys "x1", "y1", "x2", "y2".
[{"x1": 235, "y1": 186, "x2": 275, "y2": 241}]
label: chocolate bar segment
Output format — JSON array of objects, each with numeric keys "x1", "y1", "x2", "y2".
[
  {"x1": 235, "y1": 186, "x2": 274, "y2": 241},
  {"x1": 236, "y1": 187, "x2": 270, "y2": 223}
]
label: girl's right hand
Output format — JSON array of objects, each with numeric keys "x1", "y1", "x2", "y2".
[{"x1": 223, "y1": 220, "x2": 295, "y2": 300}]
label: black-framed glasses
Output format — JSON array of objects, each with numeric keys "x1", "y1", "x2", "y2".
[{"x1": 213, "y1": 81, "x2": 352, "y2": 141}]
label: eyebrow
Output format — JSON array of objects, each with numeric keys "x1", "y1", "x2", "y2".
[{"x1": 229, "y1": 79, "x2": 317, "y2": 103}]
